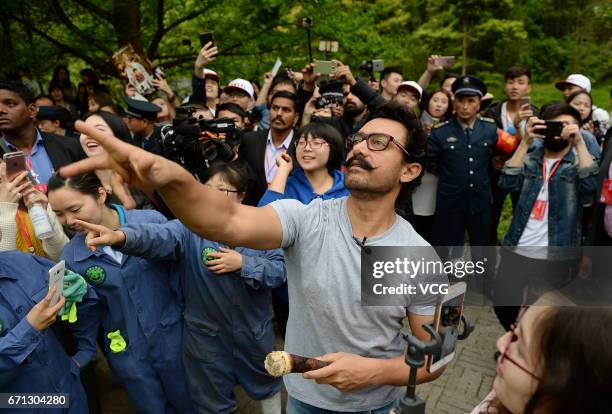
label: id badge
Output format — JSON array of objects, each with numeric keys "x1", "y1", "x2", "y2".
[
  {"x1": 600, "y1": 179, "x2": 612, "y2": 205},
  {"x1": 531, "y1": 199, "x2": 547, "y2": 220}
]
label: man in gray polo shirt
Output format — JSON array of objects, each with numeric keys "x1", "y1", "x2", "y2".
[{"x1": 62, "y1": 102, "x2": 448, "y2": 413}]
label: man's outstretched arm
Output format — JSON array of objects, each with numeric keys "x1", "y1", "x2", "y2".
[{"x1": 60, "y1": 121, "x2": 283, "y2": 250}]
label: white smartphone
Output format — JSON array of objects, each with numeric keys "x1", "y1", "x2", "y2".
[
  {"x1": 427, "y1": 282, "x2": 467, "y2": 372},
  {"x1": 48, "y1": 260, "x2": 65, "y2": 307},
  {"x1": 271, "y1": 58, "x2": 282, "y2": 77}
]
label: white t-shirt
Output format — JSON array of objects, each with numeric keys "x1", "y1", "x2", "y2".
[{"x1": 516, "y1": 157, "x2": 559, "y2": 259}]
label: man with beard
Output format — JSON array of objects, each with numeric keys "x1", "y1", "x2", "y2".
[
  {"x1": 493, "y1": 103, "x2": 597, "y2": 329},
  {"x1": 61, "y1": 101, "x2": 448, "y2": 413},
  {"x1": 300, "y1": 61, "x2": 385, "y2": 140},
  {"x1": 239, "y1": 91, "x2": 299, "y2": 205}
]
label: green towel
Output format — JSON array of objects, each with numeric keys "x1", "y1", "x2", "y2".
[{"x1": 58, "y1": 269, "x2": 88, "y2": 323}]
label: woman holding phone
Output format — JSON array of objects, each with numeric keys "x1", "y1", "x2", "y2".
[
  {"x1": 0, "y1": 160, "x2": 68, "y2": 260},
  {"x1": 47, "y1": 172, "x2": 193, "y2": 414}
]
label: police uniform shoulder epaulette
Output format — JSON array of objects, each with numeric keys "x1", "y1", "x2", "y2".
[
  {"x1": 433, "y1": 120, "x2": 449, "y2": 129},
  {"x1": 479, "y1": 117, "x2": 496, "y2": 124}
]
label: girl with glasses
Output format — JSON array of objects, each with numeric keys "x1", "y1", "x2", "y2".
[
  {"x1": 472, "y1": 304, "x2": 612, "y2": 413},
  {"x1": 258, "y1": 122, "x2": 349, "y2": 207}
]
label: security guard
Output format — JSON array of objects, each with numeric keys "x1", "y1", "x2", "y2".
[
  {"x1": 124, "y1": 97, "x2": 164, "y2": 155},
  {"x1": 428, "y1": 75, "x2": 518, "y2": 255},
  {"x1": 0, "y1": 251, "x2": 100, "y2": 414}
]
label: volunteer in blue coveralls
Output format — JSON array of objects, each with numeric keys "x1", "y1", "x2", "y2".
[
  {"x1": 72, "y1": 161, "x2": 286, "y2": 414},
  {"x1": 45, "y1": 172, "x2": 193, "y2": 414},
  {"x1": 0, "y1": 250, "x2": 100, "y2": 414},
  {"x1": 428, "y1": 76, "x2": 518, "y2": 268}
]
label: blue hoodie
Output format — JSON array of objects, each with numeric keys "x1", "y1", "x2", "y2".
[{"x1": 257, "y1": 168, "x2": 349, "y2": 206}]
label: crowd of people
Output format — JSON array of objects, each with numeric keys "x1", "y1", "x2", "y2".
[{"x1": 1, "y1": 37, "x2": 611, "y2": 414}]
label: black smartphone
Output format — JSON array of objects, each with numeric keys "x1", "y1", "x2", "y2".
[
  {"x1": 199, "y1": 32, "x2": 214, "y2": 48},
  {"x1": 543, "y1": 121, "x2": 564, "y2": 139}
]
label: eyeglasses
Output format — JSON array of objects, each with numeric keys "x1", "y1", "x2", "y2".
[
  {"x1": 346, "y1": 132, "x2": 409, "y2": 156},
  {"x1": 294, "y1": 138, "x2": 329, "y2": 149},
  {"x1": 498, "y1": 306, "x2": 542, "y2": 381}
]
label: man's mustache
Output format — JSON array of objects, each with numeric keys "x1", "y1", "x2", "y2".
[{"x1": 346, "y1": 155, "x2": 374, "y2": 170}]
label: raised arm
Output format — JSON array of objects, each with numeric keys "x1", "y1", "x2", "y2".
[{"x1": 60, "y1": 122, "x2": 283, "y2": 250}]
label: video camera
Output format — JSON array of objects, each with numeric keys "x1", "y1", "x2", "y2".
[
  {"x1": 160, "y1": 106, "x2": 243, "y2": 178},
  {"x1": 358, "y1": 59, "x2": 384, "y2": 74}
]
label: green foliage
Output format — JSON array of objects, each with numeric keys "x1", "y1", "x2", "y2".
[{"x1": 1, "y1": 0, "x2": 610, "y2": 102}]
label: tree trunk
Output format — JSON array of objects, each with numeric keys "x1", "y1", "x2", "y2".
[
  {"x1": 112, "y1": 0, "x2": 142, "y2": 52},
  {"x1": 462, "y1": 19, "x2": 468, "y2": 75},
  {"x1": 0, "y1": 15, "x2": 16, "y2": 68}
]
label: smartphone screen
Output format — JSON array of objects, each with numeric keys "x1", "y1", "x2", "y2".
[
  {"x1": 314, "y1": 60, "x2": 336, "y2": 75},
  {"x1": 48, "y1": 260, "x2": 65, "y2": 307},
  {"x1": 199, "y1": 32, "x2": 214, "y2": 48},
  {"x1": 427, "y1": 282, "x2": 466, "y2": 372},
  {"x1": 3, "y1": 151, "x2": 27, "y2": 181},
  {"x1": 543, "y1": 121, "x2": 564, "y2": 139}
]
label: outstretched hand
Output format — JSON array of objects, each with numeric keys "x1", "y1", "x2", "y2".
[{"x1": 59, "y1": 120, "x2": 185, "y2": 209}]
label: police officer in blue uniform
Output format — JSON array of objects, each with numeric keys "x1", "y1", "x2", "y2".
[
  {"x1": 428, "y1": 76, "x2": 511, "y2": 265},
  {"x1": 124, "y1": 97, "x2": 164, "y2": 155},
  {"x1": 0, "y1": 251, "x2": 100, "y2": 414},
  {"x1": 47, "y1": 173, "x2": 193, "y2": 414}
]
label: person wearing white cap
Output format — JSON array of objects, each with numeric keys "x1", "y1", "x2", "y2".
[
  {"x1": 222, "y1": 78, "x2": 255, "y2": 112},
  {"x1": 555, "y1": 74, "x2": 591, "y2": 98},
  {"x1": 556, "y1": 74, "x2": 609, "y2": 138},
  {"x1": 393, "y1": 81, "x2": 422, "y2": 112},
  {"x1": 192, "y1": 41, "x2": 220, "y2": 116}
]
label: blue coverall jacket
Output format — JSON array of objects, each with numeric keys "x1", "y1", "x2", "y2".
[
  {"x1": 119, "y1": 219, "x2": 286, "y2": 413},
  {"x1": 0, "y1": 251, "x2": 100, "y2": 414},
  {"x1": 60, "y1": 206, "x2": 193, "y2": 414}
]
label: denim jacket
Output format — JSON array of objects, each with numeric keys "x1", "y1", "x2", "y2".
[{"x1": 500, "y1": 145, "x2": 598, "y2": 257}]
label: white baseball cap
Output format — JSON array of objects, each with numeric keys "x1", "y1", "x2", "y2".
[
  {"x1": 397, "y1": 81, "x2": 423, "y2": 101},
  {"x1": 223, "y1": 78, "x2": 254, "y2": 99},
  {"x1": 555, "y1": 74, "x2": 591, "y2": 93},
  {"x1": 204, "y1": 69, "x2": 219, "y2": 82}
]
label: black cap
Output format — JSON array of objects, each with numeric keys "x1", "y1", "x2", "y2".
[
  {"x1": 452, "y1": 75, "x2": 487, "y2": 98},
  {"x1": 124, "y1": 96, "x2": 161, "y2": 121},
  {"x1": 36, "y1": 105, "x2": 70, "y2": 123}
]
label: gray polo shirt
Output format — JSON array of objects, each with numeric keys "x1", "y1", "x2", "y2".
[{"x1": 271, "y1": 196, "x2": 439, "y2": 411}]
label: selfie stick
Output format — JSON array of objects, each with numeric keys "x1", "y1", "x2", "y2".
[{"x1": 399, "y1": 315, "x2": 474, "y2": 414}]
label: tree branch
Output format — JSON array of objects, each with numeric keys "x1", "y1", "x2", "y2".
[
  {"x1": 218, "y1": 23, "x2": 281, "y2": 54},
  {"x1": 146, "y1": 0, "x2": 166, "y2": 59},
  {"x1": 71, "y1": 0, "x2": 113, "y2": 24},
  {"x1": 9, "y1": 13, "x2": 116, "y2": 77},
  {"x1": 51, "y1": 0, "x2": 114, "y2": 56},
  {"x1": 162, "y1": 7, "x2": 208, "y2": 35}
]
